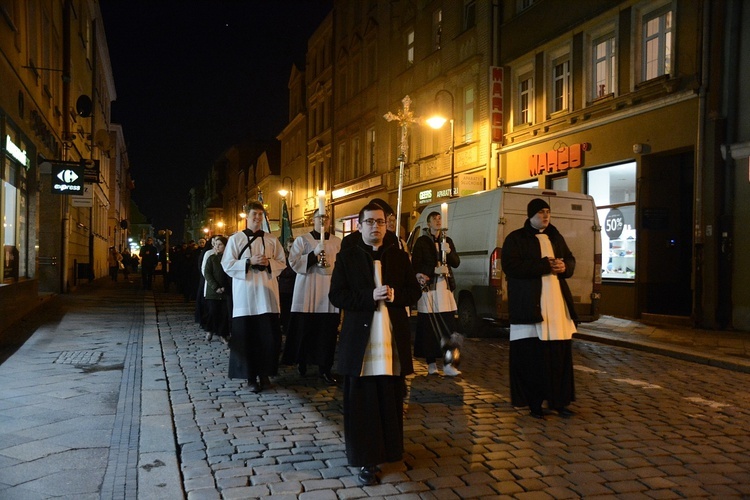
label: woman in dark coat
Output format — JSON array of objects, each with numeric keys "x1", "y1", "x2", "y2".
[{"x1": 203, "y1": 236, "x2": 231, "y2": 344}]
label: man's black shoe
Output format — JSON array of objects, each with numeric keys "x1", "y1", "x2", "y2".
[
  {"x1": 249, "y1": 381, "x2": 262, "y2": 393},
  {"x1": 529, "y1": 409, "x2": 545, "y2": 419},
  {"x1": 298, "y1": 363, "x2": 307, "y2": 376},
  {"x1": 321, "y1": 372, "x2": 338, "y2": 385},
  {"x1": 357, "y1": 466, "x2": 378, "y2": 486},
  {"x1": 556, "y1": 407, "x2": 575, "y2": 418}
]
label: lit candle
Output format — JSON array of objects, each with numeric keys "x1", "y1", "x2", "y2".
[
  {"x1": 317, "y1": 190, "x2": 326, "y2": 243},
  {"x1": 441, "y1": 202, "x2": 448, "y2": 229}
]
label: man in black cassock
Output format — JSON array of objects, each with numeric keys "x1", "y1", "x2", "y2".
[{"x1": 329, "y1": 202, "x2": 421, "y2": 486}]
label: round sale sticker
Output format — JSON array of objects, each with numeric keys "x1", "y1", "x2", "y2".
[{"x1": 605, "y1": 208, "x2": 624, "y2": 239}]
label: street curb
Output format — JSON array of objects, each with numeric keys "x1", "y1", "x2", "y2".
[
  {"x1": 574, "y1": 331, "x2": 750, "y2": 374},
  {"x1": 139, "y1": 293, "x2": 185, "y2": 498}
]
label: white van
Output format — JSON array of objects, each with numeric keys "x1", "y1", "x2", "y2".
[{"x1": 407, "y1": 187, "x2": 602, "y2": 333}]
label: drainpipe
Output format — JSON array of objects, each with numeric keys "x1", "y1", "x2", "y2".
[
  {"x1": 61, "y1": 0, "x2": 72, "y2": 293},
  {"x1": 693, "y1": 0, "x2": 711, "y2": 327},
  {"x1": 718, "y1": 0, "x2": 741, "y2": 328}
]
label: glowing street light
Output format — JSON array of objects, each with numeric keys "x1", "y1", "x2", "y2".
[{"x1": 427, "y1": 89, "x2": 456, "y2": 198}]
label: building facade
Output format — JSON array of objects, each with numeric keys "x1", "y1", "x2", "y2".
[
  {"x1": 328, "y1": 0, "x2": 498, "y2": 241},
  {"x1": 496, "y1": 0, "x2": 748, "y2": 329},
  {"x1": 1, "y1": 0, "x2": 128, "y2": 333}
]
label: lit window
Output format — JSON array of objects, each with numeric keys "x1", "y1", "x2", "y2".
[
  {"x1": 352, "y1": 137, "x2": 361, "y2": 177},
  {"x1": 642, "y1": 7, "x2": 672, "y2": 81},
  {"x1": 518, "y1": 71, "x2": 533, "y2": 125},
  {"x1": 366, "y1": 127, "x2": 376, "y2": 173},
  {"x1": 463, "y1": 87, "x2": 474, "y2": 142},
  {"x1": 433, "y1": 9, "x2": 442, "y2": 51},
  {"x1": 593, "y1": 34, "x2": 616, "y2": 98},
  {"x1": 406, "y1": 30, "x2": 415, "y2": 66},
  {"x1": 551, "y1": 57, "x2": 570, "y2": 112}
]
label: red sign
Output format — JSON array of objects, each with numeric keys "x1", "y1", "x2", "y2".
[
  {"x1": 529, "y1": 143, "x2": 589, "y2": 176},
  {"x1": 490, "y1": 67, "x2": 503, "y2": 144}
]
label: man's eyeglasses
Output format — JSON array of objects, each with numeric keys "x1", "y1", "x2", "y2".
[{"x1": 362, "y1": 218, "x2": 387, "y2": 227}]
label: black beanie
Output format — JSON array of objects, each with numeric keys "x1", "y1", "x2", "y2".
[
  {"x1": 369, "y1": 198, "x2": 395, "y2": 216},
  {"x1": 527, "y1": 198, "x2": 550, "y2": 218}
]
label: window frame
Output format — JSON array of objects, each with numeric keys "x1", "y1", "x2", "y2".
[
  {"x1": 592, "y1": 31, "x2": 617, "y2": 99},
  {"x1": 547, "y1": 44, "x2": 572, "y2": 115},
  {"x1": 406, "y1": 29, "x2": 415, "y2": 67},
  {"x1": 462, "y1": 0, "x2": 476, "y2": 32},
  {"x1": 634, "y1": 0, "x2": 674, "y2": 84},
  {"x1": 512, "y1": 60, "x2": 535, "y2": 127},
  {"x1": 463, "y1": 85, "x2": 475, "y2": 143}
]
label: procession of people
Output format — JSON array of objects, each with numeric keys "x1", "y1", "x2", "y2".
[{"x1": 117, "y1": 195, "x2": 579, "y2": 486}]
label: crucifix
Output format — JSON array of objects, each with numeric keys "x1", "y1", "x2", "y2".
[{"x1": 383, "y1": 95, "x2": 417, "y2": 226}]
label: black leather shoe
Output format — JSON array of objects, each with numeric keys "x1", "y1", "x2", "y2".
[
  {"x1": 357, "y1": 466, "x2": 378, "y2": 486},
  {"x1": 556, "y1": 407, "x2": 575, "y2": 418},
  {"x1": 298, "y1": 363, "x2": 307, "y2": 376},
  {"x1": 259, "y1": 375, "x2": 273, "y2": 389},
  {"x1": 530, "y1": 409, "x2": 545, "y2": 419},
  {"x1": 249, "y1": 381, "x2": 262, "y2": 393},
  {"x1": 321, "y1": 372, "x2": 338, "y2": 385}
]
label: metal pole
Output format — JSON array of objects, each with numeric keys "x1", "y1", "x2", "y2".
[
  {"x1": 396, "y1": 153, "x2": 405, "y2": 224},
  {"x1": 450, "y1": 118, "x2": 455, "y2": 197}
]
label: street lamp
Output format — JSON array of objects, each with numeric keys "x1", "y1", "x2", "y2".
[
  {"x1": 427, "y1": 89, "x2": 455, "y2": 198},
  {"x1": 278, "y1": 176, "x2": 294, "y2": 222}
]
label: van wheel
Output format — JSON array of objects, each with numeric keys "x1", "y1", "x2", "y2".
[{"x1": 458, "y1": 295, "x2": 479, "y2": 335}]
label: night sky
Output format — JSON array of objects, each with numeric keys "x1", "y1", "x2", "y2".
[{"x1": 100, "y1": 1, "x2": 332, "y2": 240}]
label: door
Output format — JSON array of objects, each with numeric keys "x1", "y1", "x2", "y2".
[{"x1": 638, "y1": 151, "x2": 694, "y2": 317}]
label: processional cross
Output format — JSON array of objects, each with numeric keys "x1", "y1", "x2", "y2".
[{"x1": 383, "y1": 95, "x2": 418, "y2": 222}]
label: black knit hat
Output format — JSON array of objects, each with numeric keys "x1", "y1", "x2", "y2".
[
  {"x1": 527, "y1": 198, "x2": 550, "y2": 218},
  {"x1": 369, "y1": 198, "x2": 395, "y2": 216}
]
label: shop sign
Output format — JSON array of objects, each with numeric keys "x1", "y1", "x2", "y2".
[
  {"x1": 5, "y1": 135, "x2": 29, "y2": 167},
  {"x1": 436, "y1": 187, "x2": 455, "y2": 198},
  {"x1": 490, "y1": 66, "x2": 503, "y2": 144},
  {"x1": 604, "y1": 208, "x2": 624, "y2": 239},
  {"x1": 529, "y1": 142, "x2": 590, "y2": 177},
  {"x1": 51, "y1": 164, "x2": 84, "y2": 194},
  {"x1": 418, "y1": 189, "x2": 433, "y2": 205},
  {"x1": 71, "y1": 184, "x2": 93, "y2": 207},
  {"x1": 332, "y1": 176, "x2": 381, "y2": 200},
  {"x1": 459, "y1": 174, "x2": 485, "y2": 196}
]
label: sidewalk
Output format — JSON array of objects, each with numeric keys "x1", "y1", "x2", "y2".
[
  {"x1": 575, "y1": 314, "x2": 750, "y2": 374},
  {"x1": 1, "y1": 277, "x2": 749, "y2": 499}
]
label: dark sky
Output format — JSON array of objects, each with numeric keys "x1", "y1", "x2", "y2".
[{"x1": 100, "y1": 1, "x2": 332, "y2": 239}]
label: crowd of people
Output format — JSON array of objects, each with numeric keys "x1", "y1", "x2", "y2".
[{"x1": 111, "y1": 196, "x2": 579, "y2": 487}]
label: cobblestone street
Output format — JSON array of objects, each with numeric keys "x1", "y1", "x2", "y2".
[{"x1": 153, "y1": 292, "x2": 750, "y2": 499}]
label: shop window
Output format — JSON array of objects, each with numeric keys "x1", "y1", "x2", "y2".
[
  {"x1": 550, "y1": 176, "x2": 568, "y2": 191},
  {"x1": 587, "y1": 162, "x2": 636, "y2": 280},
  {"x1": 3, "y1": 180, "x2": 20, "y2": 281}
]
